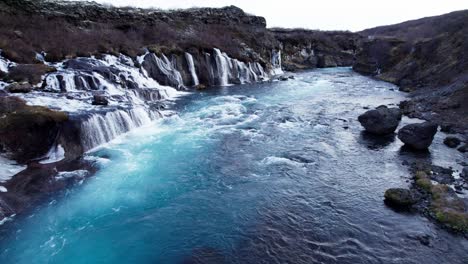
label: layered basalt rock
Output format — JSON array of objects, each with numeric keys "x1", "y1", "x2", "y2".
[{"x1": 271, "y1": 28, "x2": 360, "y2": 71}]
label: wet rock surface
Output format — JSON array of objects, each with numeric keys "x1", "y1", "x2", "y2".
[
  {"x1": 5, "y1": 83, "x2": 32, "y2": 93},
  {"x1": 358, "y1": 105, "x2": 402, "y2": 135},
  {"x1": 397, "y1": 122, "x2": 438, "y2": 150},
  {"x1": 384, "y1": 188, "x2": 418, "y2": 208},
  {"x1": 444, "y1": 136, "x2": 462, "y2": 148},
  {"x1": 91, "y1": 94, "x2": 109, "y2": 106},
  {"x1": 0, "y1": 158, "x2": 97, "y2": 222},
  {"x1": 0, "y1": 96, "x2": 68, "y2": 163}
]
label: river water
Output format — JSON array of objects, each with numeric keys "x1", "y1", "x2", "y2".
[{"x1": 0, "y1": 68, "x2": 466, "y2": 263}]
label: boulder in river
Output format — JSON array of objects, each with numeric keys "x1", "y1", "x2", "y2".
[
  {"x1": 457, "y1": 144, "x2": 467, "y2": 153},
  {"x1": 384, "y1": 188, "x2": 418, "y2": 208},
  {"x1": 92, "y1": 95, "x2": 109, "y2": 106},
  {"x1": 358, "y1": 105, "x2": 402, "y2": 135},
  {"x1": 397, "y1": 122, "x2": 438, "y2": 150},
  {"x1": 443, "y1": 136, "x2": 461, "y2": 148},
  {"x1": 461, "y1": 167, "x2": 468, "y2": 181}
]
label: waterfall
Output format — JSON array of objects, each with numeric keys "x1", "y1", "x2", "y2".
[
  {"x1": 271, "y1": 50, "x2": 283, "y2": 75},
  {"x1": 45, "y1": 72, "x2": 82, "y2": 92},
  {"x1": 213, "y1": 48, "x2": 230, "y2": 86},
  {"x1": 0, "y1": 57, "x2": 9, "y2": 73},
  {"x1": 10, "y1": 50, "x2": 270, "y2": 161},
  {"x1": 185, "y1": 52, "x2": 200, "y2": 86},
  {"x1": 79, "y1": 107, "x2": 160, "y2": 151}
]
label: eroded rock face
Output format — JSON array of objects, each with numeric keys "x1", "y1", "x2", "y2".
[
  {"x1": 271, "y1": 29, "x2": 359, "y2": 71},
  {"x1": 397, "y1": 122, "x2": 438, "y2": 150},
  {"x1": 358, "y1": 106, "x2": 402, "y2": 135},
  {"x1": 0, "y1": 96, "x2": 68, "y2": 163},
  {"x1": 142, "y1": 53, "x2": 185, "y2": 89}
]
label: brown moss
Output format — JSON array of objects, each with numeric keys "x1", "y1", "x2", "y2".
[
  {"x1": 414, "y1": 171, "x2": 432, "y2": 192},
  {"x1": 410, "y1": 169, "x2": 468, "y2": 234},
  {"x1": 432, "y1": 208, "x2": 468, "y2": 233}
]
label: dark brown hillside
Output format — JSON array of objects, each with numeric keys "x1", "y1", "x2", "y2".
[
  {"x1": 354, "y1": 10, "x2": 468, "y2": 135},
  {"x1": 361, "y1": 10, "x2": 468, "y2": 41},
  {"x1": 0, "y1": 0, "x2": 277, "y2": 64}
]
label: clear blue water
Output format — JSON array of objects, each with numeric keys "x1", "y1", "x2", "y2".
[{"x1": 1, "y1": 68, "x2": 467, "y2": 263}]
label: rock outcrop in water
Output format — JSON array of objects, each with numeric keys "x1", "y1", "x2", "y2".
[
  {"x1": 384, "y1": 188, "x2": 418, "y2": 208},
  {"x1": 397, "y1": 122, "x2": 438, "y2": 150},
  {"x1": 388, "y1": 165, "x2": 468, "y2": 234},
  {"x1": 358, "y1": 106, "x2": 402, "y2": 135}
]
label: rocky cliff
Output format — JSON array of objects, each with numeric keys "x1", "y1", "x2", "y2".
[
  {"x1": 354, "y1": 10, "x2": 468, "y2": 135},
  {"x1": 271, "y1": 28, "x2": 360, "y2": 71}
]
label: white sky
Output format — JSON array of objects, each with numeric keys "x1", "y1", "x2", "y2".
[{"x1": 84, "y1": 0, "x2": 468, "y2": 31}]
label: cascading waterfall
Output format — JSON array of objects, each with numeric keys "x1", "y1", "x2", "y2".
[
  {"x1": 213, "y1": 48, "x2": 231, "y2": 86},
  {"x1": 0, "y1": 57, "x2": 9, "y2": 73},
  {"x1": 9, "y1": 49, "x2": 271, "y2": 160},
  {"x1": 35, "y1": 54, "x2": 184, "y2": 157},
  {"x1": 79, "y1": 107, "x2": 159, "y2": 151},
  {"x1": 185, "y1": 52, "x2": 200, "y2": 86},
  {"x1": 271, "y1": 50, "x2": 283, "y2": 75},
  {"x1": 0, "y1": 55, "x2": 11, "y2": 89},
  {"x1": 211, "y1": 49, "x2": 267, "y2": 86}
]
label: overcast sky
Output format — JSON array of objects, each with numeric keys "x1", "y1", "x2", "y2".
[{"x1": 84, "y1": 0, "x2": 468, "y2": 31}]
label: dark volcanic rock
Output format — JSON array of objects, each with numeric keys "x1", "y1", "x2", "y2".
[
  {"x1": 358, "y1": 105, "x2": 402, "y2": 135},
  {"x1": 443, "y1": 136, "x2": 461, "y2": 148},
  {"x1": 384, "y1": 188, "x2": 418, "y2": 208},
  {"x1": 398, "y1": 122, "x2": 438, "y2": 150},
  {"x1": 430, "y1": 166, "x2": 455, "y2": 185},
  {"x1": 271, "y1": 28, "x2": 360, "y2": 71},
  {"x1": 461, "y1": 167, "x2": 468, "y2": 181},
  {"x1": 5, "y1": 82, "x2": 33, "y2": 93},
  {"x1": 92, "y1": 95, "x2": 109, "y2": 106},
  {"x1": 3, "y1": 64, "x2": 56, "y2": 84},
  {"x1": 357, "y1": 11, "x2": 468, "y2": 138},
  {"x1": 0, "y1": 96, "x2": 68, "y2": 163},
  {"x1": 458, "y1": 144, "x2": 467, "y2": 153}
]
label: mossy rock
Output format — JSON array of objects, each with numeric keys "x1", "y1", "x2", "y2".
[
  {"x1": 432, "y1": 208, "x2": 468, "y2": 233},
  {"x1": 384, "y1": 188, "x2": 418, "y2": 208},
  {"x1": 415, "y1": 171, "x2": 432, "y2": 192},
  {"x1": 429, "y1": 184, "x2": 468, "y2": 233}
]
